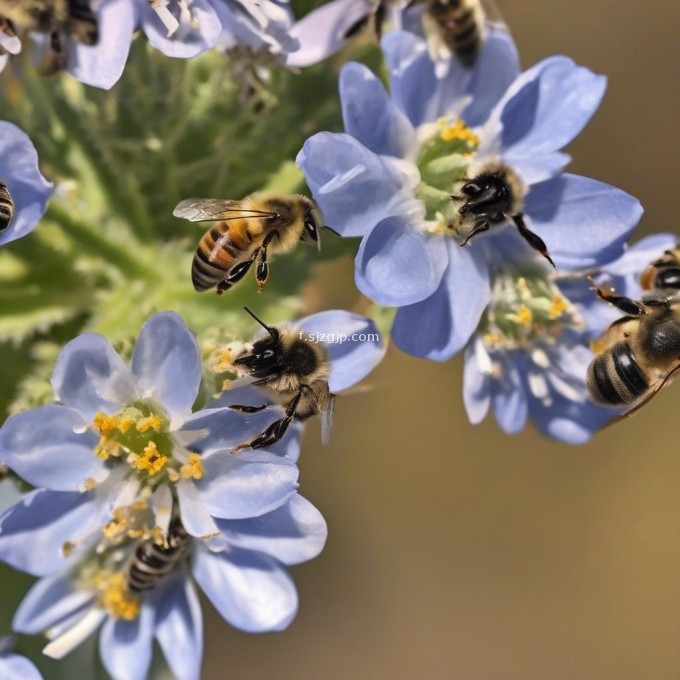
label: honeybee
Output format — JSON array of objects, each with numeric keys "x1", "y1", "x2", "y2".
[
  {"x1": 173, "y1": 192, "x2": 324, "y2": 295},
  {"x1": 343, "y1": 0, "x2": 500, "y2": 68},
  {"x1": 0, "y1": 181, "x2": 13, "y2": 233},
  {"x1": 452, "y1": 160, "x2": 555, "y2": 267},
  {"x1": 228, "y1": 307, "x2": 336, "y2": 451},
  {"x1": 640, "y1": 245, "x2": 680, "y2": 293},
  {"x1": 587, "y1": 286, "x2": 680, "y2": 418},
  {"x1": 0, "y1": 0, "x2": 98, "y2": 74},
  {"x1": 126, "y1": 518, "x2": 190, "y2": 592}
]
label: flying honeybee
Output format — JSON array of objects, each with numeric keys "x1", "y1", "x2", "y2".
[
  {"x1": 228, "y1": 307, "x2": 336, "y2": 451},
  {"x1": 640, "y1": 245, "x2": 680, "y2": 293},
  {"x1": 451, "y1": 159, "x2": 555, "y2": 267},
  {"x1": 173, "y1": 192, "x2": 324, "y2": 295},
  {"x1": 587, "y1": 286, "x2": 680, "y2": 419},
  {"x1": 126, "y1": 518, "x2": 190, "y2": 592},
  {"x1": 0, "y1": 181, "x2": 13, "y2": 233},
  {"x1": 344, "y1": 0, "x2": 502, "y2": 68},
  {"x1": 0, "y1": 0, "x2": 98, "y2": 74}
]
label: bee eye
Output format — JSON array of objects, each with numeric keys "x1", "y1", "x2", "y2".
[{"x1": 304, "y1": 214, "x2": 318, "y2": 241}]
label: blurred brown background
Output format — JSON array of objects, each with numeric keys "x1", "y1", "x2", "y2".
[{"x1": 205, "y1": 1, "x2": 680, "y2": 678}]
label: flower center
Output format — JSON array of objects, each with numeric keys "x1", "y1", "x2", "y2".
[
  {"x1": 414, "y1": 117, "x2": 479, "y2": 230},
  {"x1": 93, "y1": 571, "x2": 140, "y2": 621},
  {"x1": 479, "y1": 271, "x2": 581, "y2": 351}
]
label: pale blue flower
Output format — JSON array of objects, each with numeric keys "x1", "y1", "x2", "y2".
[
  {"x1": 0, "y1": 122, "x2": 52, "y2": 248},
  {"x1": 0, "y1": 637, "x2": 43, "y2": 680},
  {"x1": 5, "y1": 493, "x2": 326, "y2": 680}
]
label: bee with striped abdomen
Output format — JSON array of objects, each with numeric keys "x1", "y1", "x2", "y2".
[
  {"x1": 126, "y1": 519, "x2": 190, "y2": 592},
  {"x1": 640, "y1": 245, "x2": 680, "y2": 294},
  {"x1": 228, "y1": 307, "x2": 336, "y2": 451},
  {"x1": 174, "y1": 192, "x2": 324, "y2": 295},
  {"x1": 0, "y1": 0, "x2": 98, "y2": 74},
  {"x1": 587, "y1": 287, "x2": 680, "y2": 419},
  {"x1": 0, "y1": 181, "x2": 13, "y2": 233}
]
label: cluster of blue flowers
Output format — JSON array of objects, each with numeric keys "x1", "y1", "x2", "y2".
[{"x1": 0, "y1": 1, "x2": 675, "y2": 678}]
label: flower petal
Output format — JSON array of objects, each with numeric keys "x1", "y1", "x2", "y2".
[
  {"x1": 463, "y1": 337, "x2": 492, "y2": 424},
  {"x1": 355, "y1": 216, "x2": 449, "y2": 306},
  {"x1": 192, "y1": 545, "x2": 298, "y2": 632},
  {"x1": 0, "y1": 405, "x2": 103, "y2": 491},
  {"x1": 603, "y1": 232, "x2": 678, "y2": 278},
  {"x1": 0, "y1": 490, "x2": 96, "y2": 576},
  {"x1": 154, "y1": 578, "x2": 203, "y2": 680},
  {"x1": 214, "y1": 494, "x2": 327, "y2": 566},
  {"x1": 0, "y1": 654, "x2": 43, "y2": 680},
  {"x1": 196, "y1": 453, "x2": 299, "y2": 520},
  {"x1": 66, "y1": 0, "x2": 137, "y2": 89},
  {"x1": 13, "y1": 572, "x2": 92, "y2": 634},
  {"x1": 297, "y1": 132, "x2": 420, "y2": 237},
  {"x1": 131, "y1": 312, "x2": 201, "y2": 427},
  {"x1": 490, "y1": 353, "x2": 528, "y2": 434},
  {"x1": 99, "y1": 603, "x2": 155, "y2": 680},
  {"x1": 525, "y1": 174, "x2": 643, "y2": 269},
  {"x1": 176, "y1": 480, "x2": 220, "y2": 540},
  {"x1": 340, "y1": 62, "x2": 415, "y2": 158},
  {"x1": 392, "y1": 243, "x2": 491, "y2": 360},
  {"x1": 51, "y1": 333, "x2": 138, "y2": 422},
  {"x1": 0, "y1": 121, "x2": 52, "y2": 248},
  {"x1": 297, "y1": 311, "x2": 386, "y2": 393}
]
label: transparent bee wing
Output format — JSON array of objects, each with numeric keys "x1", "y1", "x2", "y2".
[
  {"x1": 480, "y1": 0, "x2": 508, "y2": 32},
  {"x1": 173, "y1": 198, "x2": 277, "y2": 222},
  {"x1": 320, "y1": 391, "x2": 336, "y2": 446}
]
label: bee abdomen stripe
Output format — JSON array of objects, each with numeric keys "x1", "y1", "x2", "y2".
[
  {"x1": 613, "y1": 347, "x2": 648, "y2": 396},
  {"x1": 590, "y1": 354, "x2": 627, "y2": 405}
]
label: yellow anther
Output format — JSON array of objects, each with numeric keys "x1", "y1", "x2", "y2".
[
  {"x1": 97, "y1": 572, "x2": 140, "y2": 621},
  {"x1": 213, "y1": 347, "x2": 235, "y2": 373},
  {"x1": 179, "y1": 453, "x2": 205, "y2": 480},
  {"x1": 127, "y1": 528, "x2": 144, "y2": 539},
  {"x1": 483, "y1": 332, "x2": 503, "y2": 347},
  {"x1": 102, "y1": 516, "x2": 127, "y2": 540},
  {"x1": 95, "y1": 437, "x2": 120, "y2": 461},
  {"x1": 83, "y1": 477, "x2": 97, "y2": 491},
  {"x1": 549, "y1": 295, "x2": 569, "y2": 319},
  {"x1": 136, "y1": 414, "x2": 162, "y2": 433},
  {"x1": 117, "y1": 415, "x2": 135, "y2": 433},
  {"x1": 130, "y1": 500, "x2": 148, "y2": 511},
  {"x1": 438, "y1": 118, "x2": 479, "y2": 147},
  {"x1": 221, "y1": 378, "x2": 232, "y2": 392},
  {"x1": 129, "y1": 441, "x2": 167, "y2": 476},
  {"x1": 167, "y1": 468, "x2": 180, "y2": 483},
  {"x1": 93, "y1": 412, "x2": 118, "y2": 437},
  {"x1": 516, "y1": 304, "x2": 533, "y2": 327}
]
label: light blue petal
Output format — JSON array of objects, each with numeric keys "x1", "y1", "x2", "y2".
[
  {"x1": 355, "y1": 216, "x2": 449, "y2": 306},
  {"x1": 482, "y1": 56, "x2": 606, "y2": 164},
  {"x1": 196, "y1": 452, "x2": 299, "y2": 519},
  {"x1": 155, "y1": 578, "x2": 203, "y2": 680},
  {"x1": 0, "y1": 406, "x2": 103, "y2": 491},
  {"x1": 287, "y1": 0, "x2": 371, "y2": 67},
  {"x1": 490, "y1": 354, "x2": 528, "y2": 434},
  {"x1": 66, "y1": 0, "x2": 136, "y2": 89},
  {"x1": 392, "y1": 242, "x2": 491, "y2": 360},
  {"x1": 296, "y1": 132, "x2": 419, "y2": 237},
  {"x1": 214, "y1": 494, "x2": 327, "y2": 566},
  {"x1": 0, "y1": 490, "x2": 96, "y2": 576},
  {"x1": 131, "y1": 312, "x2": 200, "y2": 425},
  {"x1": 0, "y1": 121, "x2": 52, "y2": 247},
  {"x1": 192, "y1": 545, "x2": 298, "y2": 632},
  {"x1": 603, "y1": 232, "x2": 678, "y2": 278},
  {"x1": 0, "y1": 654, "x2": 44, "y2": 680},
  {"x1": 99, "y1": 603, "x2": 154, "y2": 680},
  {"x1": 141, "y1": 0, "x2": 222, "y2": 58},
  {"x1": 13, "y1": 572, "x2": 92, "y2": 634},
  {"x1": 531, "y1": 394, "x2": 613, "y2": 444},
  {"x1": 526, "y1": 174, "x2": 643, "y2": 269},
  {"x1": 51, "y1": 333, "x2": 138, "y2": 422},
  {"x1": 0, "y1": 480, "x2": 23, "y2": 516},
  {"x1": 297, "y1": 311, "x2": 386, "y2": 393},
  {"x1": 340, "y1": 62, "x2": 415, "y2": 158},
  {"x1": 506, "y1": 151, "x2": 572, "y2": 186},
  {"x1": 462, "y1": 337, "x2": 491, "y2": 424}
]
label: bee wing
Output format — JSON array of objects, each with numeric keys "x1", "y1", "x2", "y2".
[
  {"x1": 604, "y1": 359, "x2": 680, "y2": 428},
  {"x1": 480, "y1": 0, "x2": 509, "y2": 31},
  {"x1": 173, "y1": 198, "x2": 277, "y2": 223},
  {"x1": 319, "y1": 391, "x2": 336, "y2": 446}
]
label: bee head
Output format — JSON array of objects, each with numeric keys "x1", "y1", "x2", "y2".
[{"x1": 234, "y1": 307, "x2": 282, "y2": 376}]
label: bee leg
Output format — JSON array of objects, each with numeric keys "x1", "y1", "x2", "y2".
[
  {"x1": 43, "y1": 31, "x2": 66, "y2": 76},
  {"x1": 231, "y1": 386, "x2": 307, "y2": 452},
  {"x1": 512, "y1": 214, "x2": 556, "y2": 269},
  {"x1": 256, "y1": 230, "x2": 279, "y2": 291},
  {"x1": 458, "y1": 220, "x2": 489, "y2": 247},
  {"x1": 227, "y1": 404, "x2": 269, "y2": 413},
  {"x1": 217, "y1": 251, "x2": 261, "y2": 295},
  {"x1": 595, "y1": 288, "x2": 646, "y2": 316}
]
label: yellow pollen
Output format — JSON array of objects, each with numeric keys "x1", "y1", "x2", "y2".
[
  {"x1": 179, "y1": 453, "x2": 205, "y2": 480},
  {"x1": 213, "y1": 347, "x2": 235, "y2": 373},
  {"x1": 136, "y1": 414, "x2": 162, "y2": 433},
  {"x1": 97, "y1": 572, "x2": 140, "y2": 621},
  {"x1": 167, "y1": 468, "x2": 180, "y2": 483},
  {"x1": 95, "y1": 437, "x2": 120, "y2": 461},
  {"x1": 483, "y1": 332, "x2": 503, "y2": 347},
  {"x1": 221, "y1": 378, "x2": 232, "y2": 391},
  {"x1": 516, "y1": 304, "x2": 533, "y2": 327},
  {"x1": 438, "y1": 117, "x2": 479, "y2": 146},
  {"x1": 130, "y1": 441, "x2": 167, "y2": 476},
  {"x1": 93, "y1": 412, "x2": 118, "y2": 437},
  {"x1": 117, "y1": 415, "x2": 135, "y2": 433},
  {"x1": 549, "y1": 295, "x2": 569, "y2": 319},
  {"x1": 83, "y1": 477, "x2": 97, "y2": 491}
]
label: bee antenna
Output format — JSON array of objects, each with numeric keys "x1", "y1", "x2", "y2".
[
  {"x1": 324, "y1": 225, "x2": 341, "y2": 237},
  {"x1": 242, "y1": 306, "x2": 275, "y2": 335}
]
